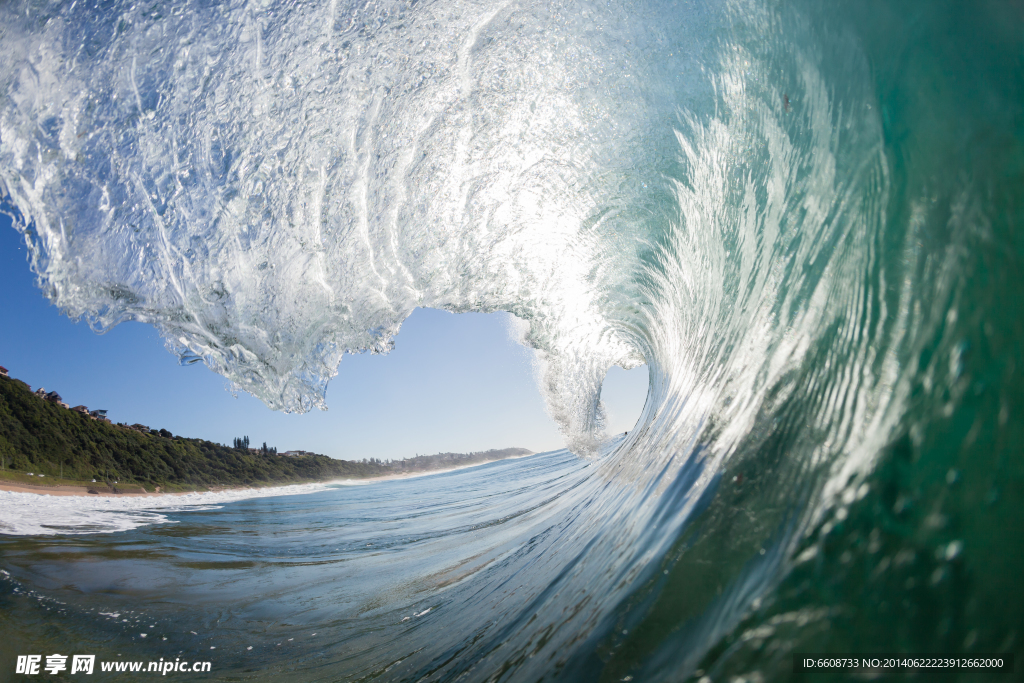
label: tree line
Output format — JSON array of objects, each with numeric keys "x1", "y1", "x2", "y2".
[{"x1": 0, "y1": 375, "x2": 531, "y2": 491}]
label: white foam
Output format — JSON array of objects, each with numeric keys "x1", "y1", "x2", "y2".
[{"x1": 0, "y1": 483, "x2": 330, "y2": 536}]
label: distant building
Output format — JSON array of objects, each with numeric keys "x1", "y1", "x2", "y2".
[
  {"x1": 130, "y1": 423, "x2": 150, "y2": 432},
  {"x1": 44, "y1": 390, "x2": 63, "y2": 404},
  {"x1": 0, "y1": 365, "x2": 8, "y2": 377},
  {"x1": 90, "y1": 409, "x2": 108, "y2": 418},
  {"x1": 34, "y1": 387, "x2": 47, "y2": 398},
  {"x1": 72, "y1": 405, "x2": 90, "y2": 414}
]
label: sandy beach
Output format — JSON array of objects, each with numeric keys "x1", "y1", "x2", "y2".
[
  {"x1": 0, "y1": 477, "x2": 342, "y2": 499},
  {"x1": 0, "y1": 480, "x2": 166, "y2": 497},
  {"x1": 0, "y1": 454, "x2": 542, "y2": 535},
  {"x1": 0, "y1": 451, "x2": 537, "y2": 500}
]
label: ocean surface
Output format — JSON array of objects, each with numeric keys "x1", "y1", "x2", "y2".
[{"x1": 1, "y1": 0, "x2": 1022, "y2": 680}]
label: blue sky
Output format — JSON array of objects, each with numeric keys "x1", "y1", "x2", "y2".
[{"x1": 0, "y1": 216, "x2": 648, "y2": 460}]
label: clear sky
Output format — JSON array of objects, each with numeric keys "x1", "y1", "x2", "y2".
[{"x1": 0, "y1": 215, "x2": 649, "y2": 460}]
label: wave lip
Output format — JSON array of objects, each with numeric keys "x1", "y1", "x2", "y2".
[{"x1": 0, "y1": 0, "x2": 674, "y2": 450}]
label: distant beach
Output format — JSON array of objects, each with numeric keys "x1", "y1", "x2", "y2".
[
  {"x1": 0, "y1": 452, "x2": 545, "y2": 535},
  {"x1": 0, "y1": 450, "x2": 538, "y2": 500},
  {"x1": 0, "y1": 480, "x2": 165, "y2": 497}
]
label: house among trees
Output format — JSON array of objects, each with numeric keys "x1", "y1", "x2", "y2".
[
  {"x1": 130, "y1": 423, "x2": 151, "y2": 433},
  {"x1": 89, "y1": 409, "x2": 110, "y2": 423},
  {"x1": 23, "y1": 384, "x2": 73, "y2": 409},
  {"x1": 0, "y1": 365, "x2": 8, "y2": 377},
  {"x1": 38, "y1": 389, "x2": 68, "y2": 408},
  {"x1": 72, "y1": 405, "x2": 90, "y2": 414}
]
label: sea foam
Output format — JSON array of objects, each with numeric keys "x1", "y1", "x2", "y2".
[{"x1": 0, "y1": 483, "x2": 335, "y2": 536}]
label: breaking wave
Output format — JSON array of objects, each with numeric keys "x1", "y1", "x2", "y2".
[{"x1": 1, "y1": 0, "x2": 1021, "y2": 678}]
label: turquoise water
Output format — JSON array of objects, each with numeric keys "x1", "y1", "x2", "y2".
[{"x1": 1, "y1": 0, "x2": 1022, "y2": 680}]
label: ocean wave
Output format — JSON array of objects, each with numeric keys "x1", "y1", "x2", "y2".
[{"x1": 1, "y1": 0, "x2": 1020, "y2": 679}]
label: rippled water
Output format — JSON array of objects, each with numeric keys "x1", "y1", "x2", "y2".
[
  {"x1": 1, "y1": 0, "x2": 1022, "y2": 680},
  {"x1": 0, "y1": 451, "x2": 661, "y2": 680}
]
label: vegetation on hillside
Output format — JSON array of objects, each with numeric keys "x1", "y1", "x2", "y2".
[{"x1": 0, "y1": 374, "x2": 532, "y2": 491}]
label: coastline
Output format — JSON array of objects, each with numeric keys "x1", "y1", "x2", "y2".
[
  {"x1": 0, "y1": 450, "x2": 539, "y2": 500},
  {"x1": 0, "y1": 450, "x2": 540, "y2": 499},
  {"x1": 0, "y1": 452, "x2": 541, "y2": 536},
  {"x1": 327, "y1": 449, "x2": 539, "y2": 486},
  {"x1": 0, "y1": 480, "x2": 174, "y2": 497}
]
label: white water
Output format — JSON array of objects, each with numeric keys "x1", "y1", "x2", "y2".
[{"x1": 0, "y1": 483, "x2": 333, "y2": 535}]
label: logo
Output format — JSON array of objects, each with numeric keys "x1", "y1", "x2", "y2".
[{"x1": 15, "y1": 654, "x2": 95, "y2": 675}]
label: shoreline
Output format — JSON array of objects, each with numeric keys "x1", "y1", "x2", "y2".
[
  {"x1": 0, "y1": 451, "x2": 539, "y2": 500},
  {"x1": 327, "y1": 450, "x2": 539, "y2": 486},
  {"x1": 0, "y1": 479, "x2": 178, "y2": 497},
  {"x1": 0, "y1": 452, "x2": 543, "y2": 536}
]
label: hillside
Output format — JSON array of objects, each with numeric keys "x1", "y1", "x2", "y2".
[{"x1": 0, "y1": 374, "x2": 532, "y2": 491}]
